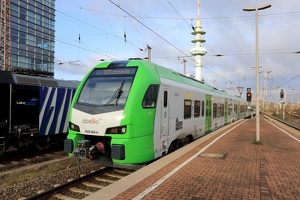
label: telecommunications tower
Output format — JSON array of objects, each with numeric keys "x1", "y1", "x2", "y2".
[{"x1": 190, "y1": 0, "x2": 207, "y2": 81}]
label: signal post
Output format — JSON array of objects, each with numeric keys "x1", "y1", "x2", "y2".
[{"x1": 246, "y1": 88, "x2": 253, "y2": 119}]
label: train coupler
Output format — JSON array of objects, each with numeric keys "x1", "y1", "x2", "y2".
[
  {"x1": 72, "y1": 140, "x2": 91, "y2": 160},
  {"x1": 73, "y1": 140, "x2": 105, "y2": 160}
]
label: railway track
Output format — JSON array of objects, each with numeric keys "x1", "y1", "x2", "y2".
[
  {"x1": 262, "y1": 112, "x2": 300, "y2": 131},
  {"x1": 0, "y1": 145, "x2": 64, "y2": 164},
  {"x1": 291, "y1": 112, "x2": 300, "y2": 118},
  {"x1": 26, "y1": 167, "x2": 137, "y2": 200},
  {"x1": 0, "y1": 150, "x2": 66, "y2": 175}
]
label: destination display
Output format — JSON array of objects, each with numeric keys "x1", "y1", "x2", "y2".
[{"x1": 91, "y1": 67, "x2": 137, "y2": 76}]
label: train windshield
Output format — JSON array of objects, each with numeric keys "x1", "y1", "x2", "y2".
[{"x1": 77, "y1": 67, "x2": 137, "y2": 107}]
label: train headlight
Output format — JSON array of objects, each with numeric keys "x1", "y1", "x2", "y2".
[
  {"x1": 106, "y1": 125, "x2": 127, "y2": 134},
  {"x1": 69, "y1": 122, "x2": 80, "y2": 132},
  {"x1": 121, "y1": 126, "x2": 126, "y2": 133}
]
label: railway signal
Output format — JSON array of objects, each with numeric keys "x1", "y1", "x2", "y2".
[
  {"x1": 280, "y1": 89, "x2": 284, "y2": 100},
  {"x1": 246, "y1": 88, "x2": 252, "y2": 102}
]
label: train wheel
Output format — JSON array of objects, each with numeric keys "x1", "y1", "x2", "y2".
[
  {"x1": 187, "y1": 135, "x2": 194, "y2": 144},
  {"x1": 35, "y1": 136, "x2": 51, "y2": 151},
  {"x1": 168, "y1": 140, "x2": 178, "y2": 154},
  {"x1": 50, "y1": 135, "x2": 65, "y2": 147},
  {"x1": 168, "y1": 143, "x2": 175, "y2": 154}
]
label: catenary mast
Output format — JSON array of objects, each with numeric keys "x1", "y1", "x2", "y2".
[{"x1": 190, "y1": 0, "x2": 207, "y2": 81}]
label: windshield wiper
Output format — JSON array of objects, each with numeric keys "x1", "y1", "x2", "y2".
[{"x1": 105, "y1": 80, "x2": 125, "y2": 106}]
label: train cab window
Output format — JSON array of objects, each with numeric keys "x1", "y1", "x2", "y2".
[
  {"x1": 77, "y1": 68, "x2": 137, "y2": 107},
  {"x1": 194, "y1": 100, "x2": 200, "y2": 118},
  {"x1": 184, "y1": 100, "x2": 192, "y2": 119},
  {"x1": 142, "y1": 84, "x2": 159, "y2": 108},
  {"x1": 164, "y1": 91, "x2": 168, "y2": 107}
]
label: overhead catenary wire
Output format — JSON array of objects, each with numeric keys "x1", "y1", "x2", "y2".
[
  {"x1": 108, "y1": 0, "x2": 192, "y2": 61},
  {"x1": 55, "y1": 38, "x2": 118, "y2": 60},
  {"x1": 56, "y1": 10, "x2": 144, "y2": 53},
  {"x1": 277, "y1": 73, "x2": 300, "y2": 87},
  {"x1": 272, "y1": 53, "x2": 300, "y2": 81},
  {"x1": 80, "y1": 7, "x2": 300, "y2": 21},
  {"x1": 166, "y1": 0, "x2": 191, "y2": 28}
]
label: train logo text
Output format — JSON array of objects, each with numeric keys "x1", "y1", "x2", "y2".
[{"x1": 82, "y1": 118, "x2": 102, "y2": 124}]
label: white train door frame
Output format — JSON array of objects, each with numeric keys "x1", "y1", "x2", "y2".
[{"x1": 160, "y1": 88, "x2": 169, "y2": 142}]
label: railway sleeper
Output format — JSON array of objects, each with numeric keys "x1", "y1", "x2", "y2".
[
  {"x1": 104, "y1": 172, "x2": 125, "y2": 179},
  {"x1": 83, "y1": 181, "x2": 103, "y2": 189},
  {"x1": 54, "y1": 193, "x2": 79, "y2": 200},
  {"x1": 70, "y1": 187, "x2": 94, "y2": 195},
  {"x1": 94, "y1": 177, "x2": 114, "y2": 183}
]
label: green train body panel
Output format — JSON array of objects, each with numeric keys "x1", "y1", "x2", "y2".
[
  {"x1": 110, "y1": 61, "x2": 158, "y2": 164},
  {"x1": 224, "y1": 98, "x2": 228, "y2": 124},
  {"x1": 111, "y1": 134, "x2": 154, "y2": 164},
  {"x1": 205, "y1": 94, "x2": 212, "y2": 132}
]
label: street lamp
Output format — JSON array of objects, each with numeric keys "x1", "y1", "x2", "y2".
[{"x1": 243, "y1": 4, "x2": 271, "y2": 143}]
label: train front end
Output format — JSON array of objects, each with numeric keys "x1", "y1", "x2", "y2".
[{"x1": 64, "y1": 60, "x2": 159, "y2": 167}]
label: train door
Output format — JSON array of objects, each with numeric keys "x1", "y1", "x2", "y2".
[
  {"x1": 0, "y1": 84, "x2": 11, "y2": 155},
  {"x1": 205, "y1": 94, "x2": 212, "y2": 133},
  {"x1": 160, "y1": 89, "x2": 169, "y2": 140},
  {"x1": 224, "y1": 98, "x2": 228, "y2": 125}
]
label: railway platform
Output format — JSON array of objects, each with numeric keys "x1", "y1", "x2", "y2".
[{"x1": 84, "y1": 115, "x2": 300, "y2": 200}]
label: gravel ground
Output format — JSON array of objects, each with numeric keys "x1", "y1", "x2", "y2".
[{"x1": 0, "y1": 157, "x2": 103, "y2": 200}]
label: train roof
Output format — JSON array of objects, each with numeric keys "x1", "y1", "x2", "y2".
[
  {"x1": 0, "y1": 71, "x2": 79, "y2": 88},
  {"x1": 128, "y1": 60, "x2": 245, "y2": 101}
]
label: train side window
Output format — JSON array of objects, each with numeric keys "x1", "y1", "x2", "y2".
[
  {"x1": 142, "y1": 84, "x2": 159, "y2": 108},
  {"x1": 164, "y1": 91, "x2": 168, "y2": 107},
  {"x1": 220, "y1": 104, "x2": 224, "y2": 117},
  {"x1": 194, "y1": 100, "x2": 200, "y2": 118},
  {"x1": 218, "y1": 103, "x2": 221, "y2": 117},
  {"x1": 184, "y1": 99, "x2": 192, "y2": 119},
  {"x1": 201, "y1": 101, "x2": 204, "y2": 117},
  {"x1": 213, "y1": 103, "x2": 217, "y2": 119}
]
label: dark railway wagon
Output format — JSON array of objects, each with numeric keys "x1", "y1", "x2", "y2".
[{"x1": 0, "y1": 71, "x2": 79, "y2": 156}]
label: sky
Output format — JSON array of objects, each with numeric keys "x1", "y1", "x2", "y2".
[{"x1": 54, "y1": 0, "x2": 300, "y2": 104}]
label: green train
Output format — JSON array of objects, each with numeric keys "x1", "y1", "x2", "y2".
[{"x1": 64, "y1": 59, "x2": 254, "y2": 167}]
